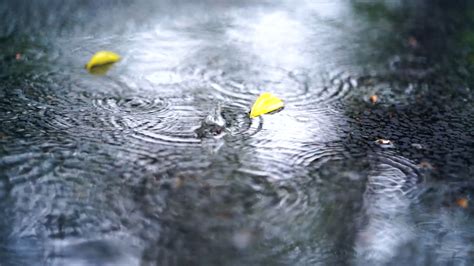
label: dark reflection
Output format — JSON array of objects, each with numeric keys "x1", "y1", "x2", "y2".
[
  {"x1": 0, "y1": 0, "x2": 473, "y2": 265},
  {"x1": 346, "y1": 0, "x2": 474, "y2": 265},
  {"x1": 87, "y1": 64, "x2": 115, "y2": 76}
]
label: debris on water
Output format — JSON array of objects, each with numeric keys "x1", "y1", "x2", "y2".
[
  {"x1": 15, "y1": 53, "x2": 21, "y2": 60},
  {"x1": 173, "y1": 176, "x2": 183, "y2": 189},
  {"x1": 85, "y1": 51, "x2": 121, "y2": 74},
  {"x1": 375, "y1": 139, "x2": 391, "y2": 145},
  {"x1": 388, "y1": 111, "x2": 396, "y2": 119},
  {"x1": 411, "y1": 143, "x2": 423, "y2": 149},
  {"x1": 456, "y1": 198, "x2": 468, "y2": 208},
  {"x1": 250, "y1": 92, "x2": 284, "y2": 118},
  {"x1": 369, "y1": 94, "x2": 378, "y2": 104},
  {"x1": 417, "y1": 161, "x2": 434, "y2": 170},
  {"x1": 408, "y1": 36, "x2": 418, "y2": 48},
  {"x1": 375, "y1": 138, "x2": 394, "y2": 148},
  {"x1": 195, "y1": 103, "x2": 226, "y2": 138}
]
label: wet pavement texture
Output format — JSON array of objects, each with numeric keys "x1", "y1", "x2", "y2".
[{"x1": 0, "y1": 0, "x2": 473, "y2": 265}]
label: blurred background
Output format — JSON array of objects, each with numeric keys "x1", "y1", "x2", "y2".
[{"x1": 0, "y1": 0, "x2": 473, "y2": 265}]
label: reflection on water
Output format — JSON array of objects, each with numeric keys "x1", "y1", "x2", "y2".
[
  {"x1": 0, "y1": 0, "x2": 473, "y2": 265},
  {"x1": 355, "y1": 153, "x2": 420, "y2": 265}
]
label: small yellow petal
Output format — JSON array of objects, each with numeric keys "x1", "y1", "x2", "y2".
[
  {"x1": 85, "y1": 51, "x2": 121, "y2": 72},
  {"x1": 250, "y1": 92, "x2": 284, "y2": 118}
]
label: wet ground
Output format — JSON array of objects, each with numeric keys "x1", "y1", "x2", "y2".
[{"x1": 0, "y1": 0, "x2": 474, "y2": 265}]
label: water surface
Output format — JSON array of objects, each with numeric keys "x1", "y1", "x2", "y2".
[{"x1": 0, "y1": 0, "x2": 473, "y2": 265}]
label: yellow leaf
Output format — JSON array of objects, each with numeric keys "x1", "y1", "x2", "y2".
[
  {"x1": 250, "y1": 92, "x2": 284, "y2": 118},
  {"x1": 85, "y1": 51, "x2": 121, "y2": 72}
]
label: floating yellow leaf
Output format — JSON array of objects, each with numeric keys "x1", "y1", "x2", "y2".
[
  {"x1": 250, "y1": 92, "x2": 284, "y2": 118},
  {"x1": 85, "y1": 51, "x2": 121, "y2": 72}
]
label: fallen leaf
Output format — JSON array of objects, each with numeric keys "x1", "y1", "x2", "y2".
[
  {"x1": 417, "y1": 161, "x2": 434, "y2": 170},
  {"x1": 456, "y1": 198, "x2": 468, "y2": 208},
  {"x1": 369, "y1": 95, "x2": 378, "y2": 104},
  {"x1": 85, "y1": 51, "x2": 121, "y2": 74},
  {"x1": 250, "y1": 92, "x2": 284, "y2": 118}
]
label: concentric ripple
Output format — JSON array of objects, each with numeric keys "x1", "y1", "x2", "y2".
[
  {"x1": 2, "y1": 0, "x2": 473, "y2": 265},
  {"x1": 355, "y1": 153, "x2": 425, "y2": 264},
  {"x1": 91, "y1": 96, "x2": 169, "y2": 115},
  {"x1": 221, "y1": 105, "x2": 263, "y2": 139},
  {"x1": 201, "y1": 66, "x2": 358, "y2": 108}
]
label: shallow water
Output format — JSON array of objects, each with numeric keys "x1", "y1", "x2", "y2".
[{"x1": 0, "y1": 0, "x2": 473, "y2": 265}]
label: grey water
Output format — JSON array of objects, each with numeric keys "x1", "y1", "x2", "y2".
[{"x1": 0, "y1": 0, "x2": 473, "y2": 265}]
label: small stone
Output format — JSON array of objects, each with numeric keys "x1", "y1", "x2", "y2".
[
  {"x1": 375, "y1": 139, "x2": 390, "y2": 144},
  {"x1": 411, "y1": 143, "x2": 423, "y2": 149},
  {"x1": 375, "y1": 139, "x2": 393, "y2": 148}
]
